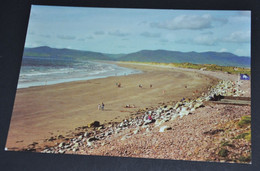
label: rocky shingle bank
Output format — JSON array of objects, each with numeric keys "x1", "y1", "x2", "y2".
[{"x1": 41, "y1": 79, "x2": 248, "y2": 157}]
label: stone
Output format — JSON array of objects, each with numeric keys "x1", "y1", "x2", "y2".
[
  {"x1": 88, "y1": 121, "x2": 100, "y2": 128},
  {"x1": 105, "y1": 131, "x2": 112, "y2": 136},
  {"x1": 155, "y1": 119, "x2": 165, "y2": 127},
  {"x1": 84, "y1": 132, "x2": 89, "y2": 137},
  {"x1": 58, "y1": 142, "x2": 65, "y2": 148},
  {"x1": 78, "y1": 135, "x2": 83, "y2": 140},
  {"x1": 159, "y1": 125, "x2": 172, "y2": 132},
  {"x1": 144, "y1": 119, "x2": 152, "y2": 125},
  {"x1": 190, "y1": 108, "x2": 196, "y2": 112},
  {"x1": 133, "y1": 128, "x2": 139, "y2": 134},
  {"x1": 194, "y1": 102, "x2": 204, "y2": 109},
  {"x1": 87, "y1": 136, "x2": 98, "y2": 142},
  {"x1": 58, "y1": 150, "x2": 65, "y2": 154},
  {"x1": 174, "y1": 102, "x2": 182, "y2": 109},
  {"x1": 163, "y1": 116, "x2": 171, "y2": 122},
  {"x1": 171, "y1": 114, "x2": 178, "y2": 121},
  {"x1": 179, "y1": 107, "x2": 190, "y2": 117},
  {"x1": 72, "y1": 148, "x2": 78, "y2": 152},
  {"x1": 87, "y1": 141, "x2": 92, "y2": 147}
]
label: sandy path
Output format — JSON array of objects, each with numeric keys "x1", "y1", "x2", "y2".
[{"x1": 6, "y1": 63, "x2": 217, "y2": 150}]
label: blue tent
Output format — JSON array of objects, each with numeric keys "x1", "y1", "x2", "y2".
[{"x1": 240, "y1": 74, "x2": 250, "y2": 80}]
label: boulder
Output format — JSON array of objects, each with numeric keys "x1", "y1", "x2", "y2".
[
  {"x1": 155, "y1": 119, "x2": 165, "y2": 127},
  {"x1": 171, "y1": 114, "x2": 178, "y2": 121},
  {"x1": 179, "y1": 107, "x2": 190, "y2": 117},
  {"x1": 174, "y1": 102, "x2": 182, "y2": 109},
  {"x1": 87, "y1": 136, "x2": 98, "y2": 142},
  {"x1": 84, "y1": 132, "x2": 89, "y2": 137},
  {"x1": 194, "y1": 103, "x2": 204, "y2": 109},
  {"x1": 88, "y1": 121, "x2": 100, "y2": 128},
  {"x1": 159, "y1": 125, "x2": 172, "y2": 132},
  {"x1": 133, "y1": 128, "x2": 139, "y2": 134},
  {"x1": 58, "y1": 142, "x2": 65, "y2": 148}
]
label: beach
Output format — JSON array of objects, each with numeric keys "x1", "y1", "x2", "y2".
[{"x1": 6, "y1": 62, "x2": 217, "y2": 150}]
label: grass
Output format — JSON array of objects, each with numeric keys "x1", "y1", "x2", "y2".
[
  {"x1": 237, "y1": 115, "x2": 251, "y2": 128},
  {"x1": 123, "y1": 61, "x2": 251, "y2": 75},
  {"x1": 220, "y1": 141, "x2": 234, "y2": 148},
  {"x1": 235, "y1": 131, "x2": 251, "y2": 142},
  {"x1": 238, "y1": 155, "x2": 251, "y2": 163},
  {"x1": 218, "y1": 148, "x2": 229, "y2": 157}
]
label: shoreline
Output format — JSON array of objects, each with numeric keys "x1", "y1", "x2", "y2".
[
  {"x1": 17, "y1": 61, "x2": 142, "y2": 89},
  {"x1": 6, "y1": 62, "x2": 224, "y2": 151}
]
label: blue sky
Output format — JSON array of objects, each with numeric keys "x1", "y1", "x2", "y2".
[{"x1": 25, "y1": 5, "x2": 251, "y2": 56}]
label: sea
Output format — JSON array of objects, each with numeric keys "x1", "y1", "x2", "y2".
[{"x1": 17, "y1": 56, "x2": 142, "y2": 89}]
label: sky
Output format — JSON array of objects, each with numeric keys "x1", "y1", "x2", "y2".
[{"x1": 25, "y1": 5, "x2": 251, "y2": 56}]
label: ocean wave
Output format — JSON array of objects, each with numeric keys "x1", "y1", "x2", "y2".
[{"x1": 17, "y1": 61, "x2": 141, "y2": 88}]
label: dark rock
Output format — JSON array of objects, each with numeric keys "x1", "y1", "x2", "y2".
[
  {"x1": 88, "y1": 121, "x2": 100, "y2": 128},
  {"x1": 204, "y1": 129, "x2": 224, "y2": 135}
]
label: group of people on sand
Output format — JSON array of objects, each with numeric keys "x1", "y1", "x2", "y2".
[
  {"x1": 98, "y1": 102, "x2": 105, "y2": 111},
  {"x1": 116, "y1": 82, "x2": 153, "y2": 89},
  {"x1": 139, "y1": 84, "x2": 153, "y2": 88},
  {"x1": 125, "y1": 104, "x2": 136, "y2": 108}
]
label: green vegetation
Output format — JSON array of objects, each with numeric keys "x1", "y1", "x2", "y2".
[
  {"x1": 237, "y1": 115, "x2": 251, "y2": 128},
  {"x1": 218, "y1": 148, "x2": 229, "y2": 157},
  {"x1": 220, "y1": 141, "x2": 234, "y2": 148},
  {"x1": 235, "y1": 131, "x2": 251, "y2": 142},
  {"x1": 124, "y1": 61, "x2": 251, "y2": 75},
  {"x1": 238, "y1": 155, "x2": 251, "y2": 163}
]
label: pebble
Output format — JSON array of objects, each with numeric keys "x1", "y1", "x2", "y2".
[{"x1": 159, "y1": 125, "x2": 172, "y2": 132}]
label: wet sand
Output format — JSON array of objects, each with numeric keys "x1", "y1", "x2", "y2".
[{"x1": 6, "y1": 62, "x2": 217, "y2": 150}]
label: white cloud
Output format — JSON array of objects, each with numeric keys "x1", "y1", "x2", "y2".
[
  {"x1": 140, "y1": 32, "x2": 161, "y2": 38},
  {"x1": 234, "y1": 49, "x2": 250, "y2": 56},
  {"x1": 224, "y1": 31, "x2": 250, "y2": 43},
  {"x1": 109, "y1": 30, "x2": 130, "y2": 37},
  {"x1": 175, "y1": 39, "x2": 190, "y2": 44},
  {"x1": 151, "y1": 14, "x2": 213, "y2": 30},
  {"x1": 219, "y1": 48, "x2": 228, "y2": 52},
  {"x1": 94, "y1": 31, "x2": 105, "y2": 35},
  {"x1": 193, "y1": 35, "x2": 217, "y2": 46},
  {"x1": 57, "y1": 35, "x2": 76, "y2": 40},
  {"x1": 237, "y1": 11, "x2": 251, "y2": 17}
]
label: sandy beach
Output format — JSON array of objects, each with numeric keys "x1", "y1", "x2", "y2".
[{"x1": 6, "y1": 62, "x2": 217, "y2": 150}]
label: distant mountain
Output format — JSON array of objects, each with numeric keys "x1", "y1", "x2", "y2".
[
  {"x1": 23, "y1": 47, "x2": 250, "y2": 67},
  {"x1": 23, "y1": 46, "x2": 114, "y2": 61},
  {"x1": 118, "y1": 50, "x2": 250, "y2": 67}
]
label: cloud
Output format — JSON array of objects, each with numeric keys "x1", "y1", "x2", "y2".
[
  {"x1": 78, "y1": 38, "x2": 85, "y2": 41},
  {"x1": 234, "y1": 49, "x2": 250, "y2": 56},
  {"x1": 160, "y1": 39, "x2": 169, "y2": 43},
  {"x1": 94, "y1": 31, "x2": 105, "y2": 35},
  {"x1": 223, "y1": 31, "x2": 250, "y2": 43},
  {"x1": 151, "y1": 14, "x2": 228, "y2": 31},
  {"x1": 219, "y1": 48, "x2": 228, "y2": 52},
  {"x1": 40, "y1": 34, "x2": 51, "y2": 38},
  {"x1": 57, "y1": 35, "x2": 76, "y2": 40},
  {"x1": 140, "y1": 32, "x2": 161, "y2": 38},
  {"x1": 109, "y1": 30, "x2": 130, "y2": 37},
  {"x1": 175, "y1": 39, "x2": 190, "y2": 44},
  {"x1": 193, "y1": 35, "x2": 217, "y2": 46},
  {"x1": 201, "y1": 31, "x2": 214, "y2": 35},
  {"x1": 151, "y1": 14, "x2": 213, "y2": 30},
  {"x1": 237, "y1": 11, "x2": 251, "y2": 17}
]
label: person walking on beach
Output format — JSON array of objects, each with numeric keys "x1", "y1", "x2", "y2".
[
  {"x1": 101, "y1": 102, "x2": 105, "y2": 111},
  {"x1": 98, "y1": 104, "x2": 101, "y2": 110}
]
